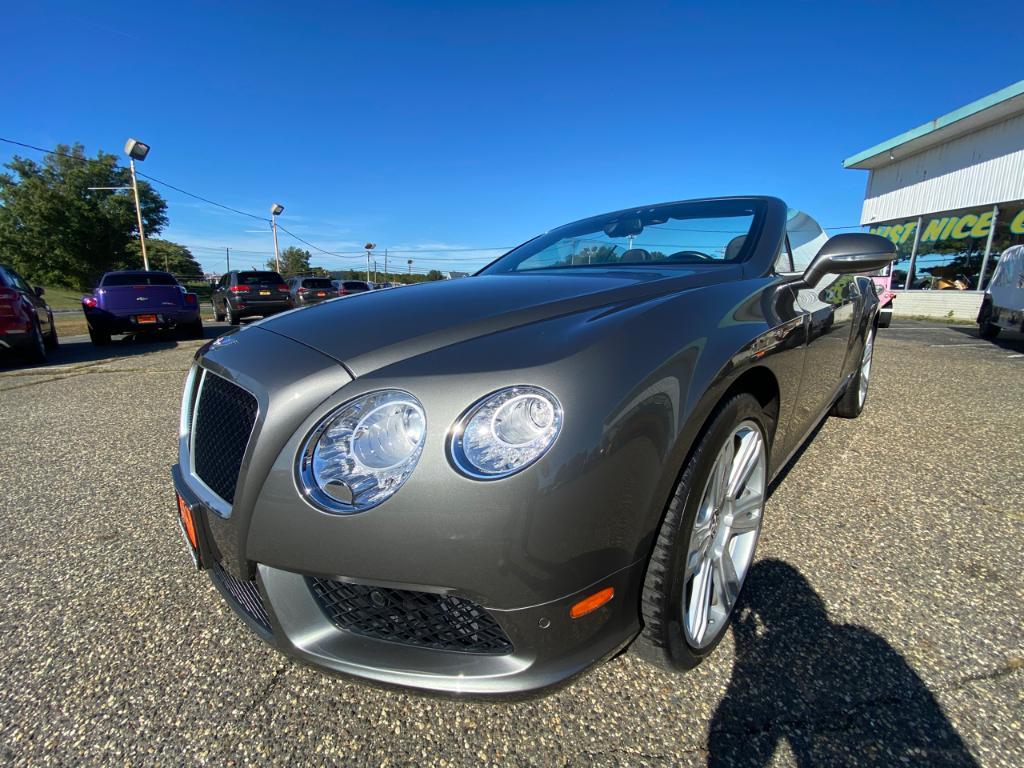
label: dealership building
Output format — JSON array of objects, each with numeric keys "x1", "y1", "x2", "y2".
[{"x1": 844, "y1": 80, "x2": 1024, "y2": 320}]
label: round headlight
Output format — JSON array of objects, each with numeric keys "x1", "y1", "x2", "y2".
[
  {"x1": 297, "y1": 389, "x2": 426, "y2": 513},
  {"x1": 450, "y1": 386, "x2": 562, "y2": 479}
]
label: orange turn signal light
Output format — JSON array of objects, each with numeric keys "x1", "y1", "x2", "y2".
[
  {"x1": 570, "y1": 587, "x2": 614, "y2": 619},
  {"x1": 177, "y1": 494, "x2": 198, "y2": 550}
]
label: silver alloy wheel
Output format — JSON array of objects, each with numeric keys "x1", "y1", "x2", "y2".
[
  {"x1": 683, "y1": 419, "x2": 766, "y2": 649},
  {"x1": 858, "y1": 329, "x2": 875, "y2": 408}
]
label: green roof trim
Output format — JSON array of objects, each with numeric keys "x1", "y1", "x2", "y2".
[{"x1": 843, "y1": 80, "x2": 1024, "y2": 168}]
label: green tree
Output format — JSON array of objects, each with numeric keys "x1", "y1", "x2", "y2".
[
  {"x1": 268, "y1": 246, "x2": 312, "y2": 276},
  {"x1": 426, "y1": 269, "x2": 446, "y2": 281},
  {"x1": 125, "y1": 239, "x2": 204, "y2": 278},
  {"x1": 0, "y1": 144, "x2": 167, "y2": 289}
]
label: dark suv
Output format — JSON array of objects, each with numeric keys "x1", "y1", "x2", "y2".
[
  {"x1": 0, "y1": 263, "x2": 57, "y2": 363},
  {"x1": 287, "y1": 277, "x2": 338, "y2": 307},
  {"x1": 212, "y1": 270, "x2": 290, "y2": 324}
]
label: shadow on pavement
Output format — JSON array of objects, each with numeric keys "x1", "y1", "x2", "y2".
[
  {"x1": 707, "y1": 559, "x2": 978, "y2": 767},
  {"x1": 949, "y1": 324, "x2": 1024, "y2": 352},
  {"x1": 0, "y1": 323, "x2": 231, "y2": 370}
]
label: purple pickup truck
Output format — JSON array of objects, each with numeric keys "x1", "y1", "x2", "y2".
[{"x1": 82, "y1": 270, "x2": 203, "y2": 346}]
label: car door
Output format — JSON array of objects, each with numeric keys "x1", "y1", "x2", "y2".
[{"x1": 784, "y1": 211, "x2": 859, "y2": 434}]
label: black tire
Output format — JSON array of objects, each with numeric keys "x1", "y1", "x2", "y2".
[
  {"x1": 213, "y1": 300, "x2": 225, "y2": 323},
  {"x1": 44, "y1": 316, "x2": 59, "y2": 350},
  {"x1": 227, "y1": 310, "x2": 240, "y2": 325},
  {"x1": 877, "y1": 307, "x2": 892, "y2": 329},
  {"x1": 633, "y1": 393, "x2": 769, "y2": 672},
  {"x1": 832, "y1": 327, "x2": 874, "y2": 419},
  {"x1": 88, "y1": 325, "x2": 111, "y2": 346},
  {"x1": 979, "y1": 321, "x2": 1000, "y2": 339},
  {"x1": 180, "y1": 319, "x2": 204, "y2": 340},
  {"x1": 22, "y1": 320, "x2": 47, "y2": 363}
]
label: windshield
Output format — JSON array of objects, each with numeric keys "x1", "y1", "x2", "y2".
[
  {"x1": 102, "y1": 272, "x2": 178, "y2": 286},
  {"x1": 238, "y1": 271, "x2": 285, "y2": 285},
  {"x1": 482, "y1": 199, "x2": 764, "y2": 275},
  {"x1": 343, "y1": 281, "x2": 370, "y2": 290},
  {"x1": 302, "y1": 278, "x2": 334, "y2": 289}
]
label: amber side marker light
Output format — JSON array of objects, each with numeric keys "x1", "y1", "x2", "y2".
[
  {"x1": 570, "y1": 587, "x2": 614, "y2": 619},
  {"x1": 177, "y1": 494, "x2": 198, "y2": 550}
]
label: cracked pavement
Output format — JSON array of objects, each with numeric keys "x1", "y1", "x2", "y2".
[{"x1": 0, "y1": 321, "x2": 1021, "y2": 766}]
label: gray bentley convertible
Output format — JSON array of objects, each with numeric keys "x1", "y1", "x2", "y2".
[{"x1": 172, "y1": 196, "x2": 895, "y2": 697}]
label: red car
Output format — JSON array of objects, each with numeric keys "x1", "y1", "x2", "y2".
[{"x1": 0, "y1": 263, "x2": 58, "y2": 363}]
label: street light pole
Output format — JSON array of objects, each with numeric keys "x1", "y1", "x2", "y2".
[
  {"x1": 364, "y1": 243, "x2": 376, "y2": 283},
  {"x1": 270, "y1": 204, "x2": 284, "y2": 273},
  {"x1": 124, "y1": 139, "x2": 152, "y2": 271},
  {"x1": 128, "y1": 159, "x2": 150, "y2": 271}
]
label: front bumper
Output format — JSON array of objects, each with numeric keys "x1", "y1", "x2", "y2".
[{"x1": 173, "y1": 462, "x2": 643, "y2": 697}]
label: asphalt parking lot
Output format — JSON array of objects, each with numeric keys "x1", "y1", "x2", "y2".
[{"x1": 1, "y1": 321, "x2": 1021, "y2": 767}]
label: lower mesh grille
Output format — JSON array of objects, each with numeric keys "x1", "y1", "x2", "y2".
[
  {"x1": 212, "y1": 561, "x2": 272, "y2": 633},
  {"x1": 308, "y1": 578, "x2": 513, "y2": 654}
]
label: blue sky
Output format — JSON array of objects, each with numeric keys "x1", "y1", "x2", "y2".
[{"x1": 5, "y1": 1, "x2": 1022, "y2": 275}]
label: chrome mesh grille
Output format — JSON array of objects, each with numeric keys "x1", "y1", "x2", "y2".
[{"x1": 191, "y1": 372, "x2": 257, "y2": 504}]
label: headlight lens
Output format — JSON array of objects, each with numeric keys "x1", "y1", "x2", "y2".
[
  {"x1": 298, "y1": 389, "x2": 426, "y2": 513},
  {"x1": 450, "y1": 386, "x2": 563, "y2": 479}
]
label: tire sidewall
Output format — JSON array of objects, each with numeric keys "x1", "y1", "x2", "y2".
[{"x1": 652, "y1": 394, "x2": 769, "y2": 669}]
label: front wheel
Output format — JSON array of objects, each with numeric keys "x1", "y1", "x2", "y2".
[
  {"x1": 23, "y1": 320, "x2": 47, "y2": 363},
  {"x1": 832, "y1": 327, "x2": 874, "y2": 419},
  {"x1": 634, "y1": 393, "x2": 769, "y2": 671},
  {"x1": 44, "y1": 316, "x2": 59, "y2": 350}
]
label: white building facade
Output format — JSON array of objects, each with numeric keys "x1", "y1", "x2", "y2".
[{"x1": 844, "y1": 81, "x2": 1024, "y2": 320}]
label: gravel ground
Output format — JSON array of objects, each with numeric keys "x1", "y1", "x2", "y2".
[{"x1": 0, "y1": 321, "x2": 1021, "y2": 767}]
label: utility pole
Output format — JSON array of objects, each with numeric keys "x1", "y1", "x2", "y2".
[
  {"x1": 407, "y1": 258, "x2": 413, "y2": 276},
  {"x1": 373, "y1": 260, "x2": 377, "y2": 283},
  {"x1": 226, "y1": 247, "x2": 231, "y2": 273},
  {"x1": 384, "y1": 249, "x2": 388, "y2": 282}
]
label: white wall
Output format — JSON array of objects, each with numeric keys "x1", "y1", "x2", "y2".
[
  {"x1": 891, "y1": 290, "x2": 983, "y2": 321},
  {"x1": 861, "y1": 111, "x2": 1024, "y2": 225}
]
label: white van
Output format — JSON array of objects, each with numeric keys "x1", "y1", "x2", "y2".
[{"x1": 978, "y1": 244, "x2": 1024, "y2": 338}]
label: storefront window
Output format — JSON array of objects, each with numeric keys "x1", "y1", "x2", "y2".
[
  {"x1": 981, "y1": 201, "x2": 1024, "y2": 289},
  {"x1": 867, "y1": 219, "x2": 918, "y2": 288},
  {"x1": 906, "y1": 206, "x2": 995, "y2": 290}
]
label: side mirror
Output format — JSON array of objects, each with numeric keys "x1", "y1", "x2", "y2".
[
  {"x1": 34, "y1": 286, "x2": 45, "y2": 298},
  {"x1": 802, "y1": 233, "x2": 897, "y2": 286}
]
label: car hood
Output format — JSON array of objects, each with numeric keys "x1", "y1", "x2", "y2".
[{"x1": 257, "y1": 269, "x2": 739, "y2": 377}]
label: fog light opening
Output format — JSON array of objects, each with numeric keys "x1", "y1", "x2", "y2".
[{"x1": 570, "y1": 587, "x2": 614, "y2": 619}]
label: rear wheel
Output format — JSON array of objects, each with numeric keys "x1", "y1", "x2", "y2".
[
  {"x1": 634, "y1": 393, "x2": 768, "y2": 671},
  {"x1": 181, "y1": 319, "x2": 204, "y2": 340},
  {"x1": 832, "y1": 327, "x2": 874, "y2": 419},
  {"x1": 88, "y1": 325, "x2": 111, "y2": 346},
  {"x1": 227, "y1": 307, "x2": 240, "y2": 325},
  {"x1": 978, "y1": 308, "x2": 1000, "y2": 339}
]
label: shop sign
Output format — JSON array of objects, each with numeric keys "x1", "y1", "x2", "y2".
[{"x1": 870, "y1": 208, "x2": 1024, "y2": 244}]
